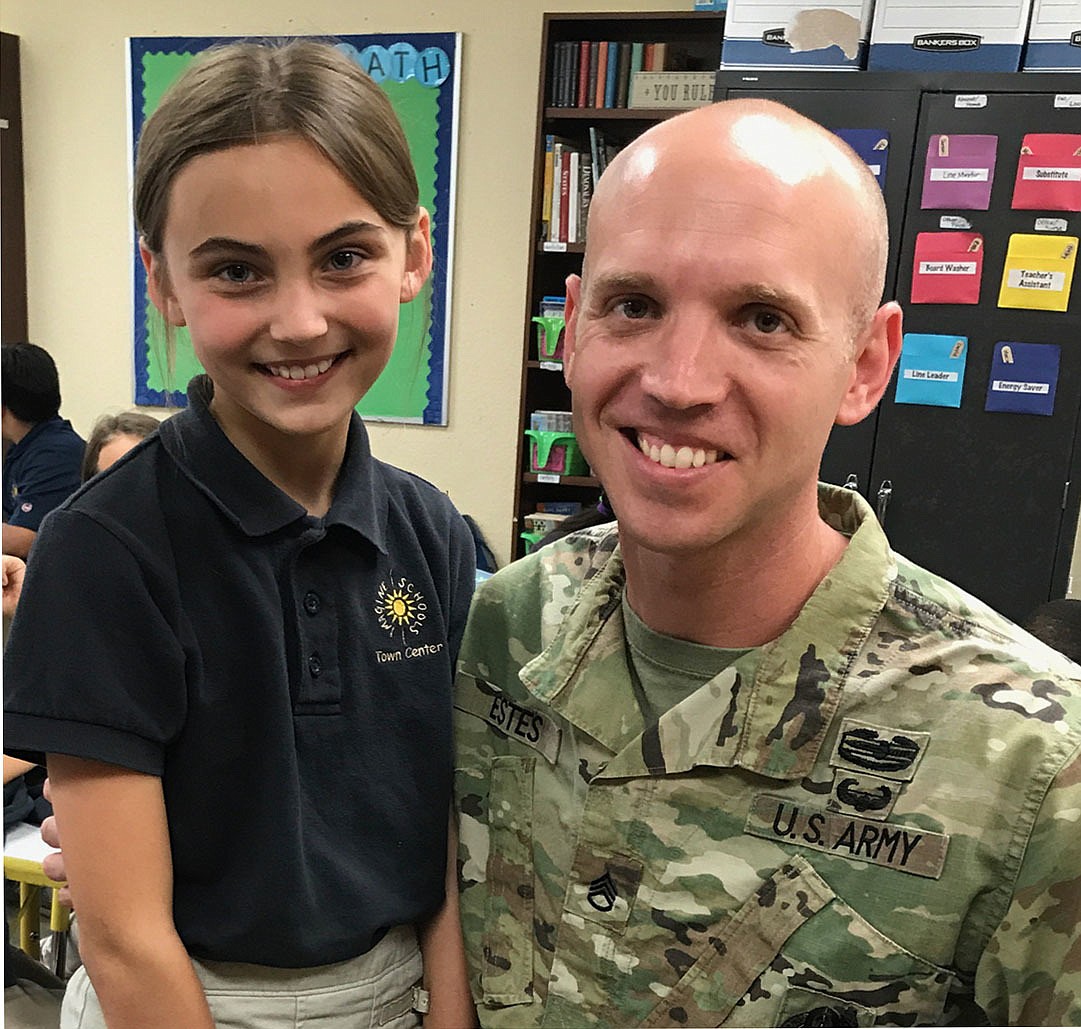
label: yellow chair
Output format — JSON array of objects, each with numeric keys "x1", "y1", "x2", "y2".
[{"x1": 4, "y1": 820, "x2": 71, "y2": 975}]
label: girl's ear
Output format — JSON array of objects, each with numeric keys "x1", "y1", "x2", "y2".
[
  {"x1": 400, "y1": 208, "x2": 434, "y2": 304},
  {"x1": 140, "y1": 240, "x2": 186, "y2": 327}
]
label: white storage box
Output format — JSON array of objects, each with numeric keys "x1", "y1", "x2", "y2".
[
  {"x1": 868, "y1": 0, "x2": 1034, "y2": 71},
  {"x1": 720, "y1": 0, "x2": 876, "y2": 71}
]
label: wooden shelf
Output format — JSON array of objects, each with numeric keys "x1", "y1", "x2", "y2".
[
  {"x1": 544, "y1": 106, "x2": 697, "y2": 121},
  {"x1": 522, "y1": 473, "x2": 600, "y2": 488},
  {"x1": 510, "y1": 11, "x2": 724, "y2": 560}
]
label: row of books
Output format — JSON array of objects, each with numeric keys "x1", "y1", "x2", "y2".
[
  {"x1": 548, "y1": 39, "x2": 690, "y2": 110},
  {"x1": 541, "y1": 128, "x2": 622, "y2": 245}
]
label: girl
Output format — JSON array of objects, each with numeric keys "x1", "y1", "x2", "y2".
[
  {"x1": 80, "y1": 411, "x2": 161, "y2": 484},
  {"x1": 4, "y1": 40, "x2": 475, "y2": 1029}
]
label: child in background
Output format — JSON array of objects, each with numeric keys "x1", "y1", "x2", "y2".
[
  {"x1": 79, "y1": 411, "x2": 161, "y2": 484},
  {"x1": 4, "y1": 40, "x2": 475, "y2": 1029}
]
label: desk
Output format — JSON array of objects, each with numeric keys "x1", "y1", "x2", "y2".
[{"x1": 4, "y1": 820, "x2": 70, "y2": 975}]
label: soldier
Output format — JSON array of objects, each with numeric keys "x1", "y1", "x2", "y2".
[{"x1": 453, "y1": 99, "x2": 1081, "y2": 1027}]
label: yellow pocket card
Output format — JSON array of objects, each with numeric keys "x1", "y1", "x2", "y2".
[{"x1": 997, "y1": 233, "x2": 1077, "y2": 312}]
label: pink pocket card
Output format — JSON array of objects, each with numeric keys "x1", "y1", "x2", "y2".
[
  {"x1": 911, "y1": 232, "x2": 984, "y2": 305},
  {"x1": 921, "y1": 134, "x2": 998, "y2": 210},
  {"x1": 1011, "y1": 134, "x2": 1081, "y2": 212}
]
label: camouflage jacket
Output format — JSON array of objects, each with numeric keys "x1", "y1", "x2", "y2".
[{"x1": 453, "y1": 486, "x2": 1081, "y2": 1027}]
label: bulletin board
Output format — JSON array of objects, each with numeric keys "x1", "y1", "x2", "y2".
[{"x1": 127, "y1": 33, "x2": 461, "y2": 424}]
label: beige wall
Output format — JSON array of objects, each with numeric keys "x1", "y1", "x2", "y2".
[{"x1": 1, "y1": 0, "x2": 687, "y2": 566}]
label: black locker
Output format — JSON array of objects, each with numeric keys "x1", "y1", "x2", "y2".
[{"x1": 714, "y1": 71, "x2": 1081, "y2": 622}]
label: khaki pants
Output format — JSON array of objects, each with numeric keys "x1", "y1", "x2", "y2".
[{"x1": 60, "y1": 925, "x2": 422, "y2": 1029}]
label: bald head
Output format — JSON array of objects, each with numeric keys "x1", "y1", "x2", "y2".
[{"x1": 589, "y1": 99, "x2": 889, "y2": 339}]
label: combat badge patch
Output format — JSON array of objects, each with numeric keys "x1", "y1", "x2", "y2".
[
  {"x1": 454, "y1": 675, "x2": 561, "y2": 764},
  {"x1": 829, "y1": 718, "x2": 929, "y2": 782},
  {"x1": 828, "y1": 770, "x2": 901, "y2": 820},
  {"x1": 746, "y1": 794, "x2": 949, "y2": 879}
]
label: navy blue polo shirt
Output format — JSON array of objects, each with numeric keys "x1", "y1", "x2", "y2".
[
  {"x1": 2, "y1": 416, "x2": 85, "y2": 530},
  {"x1": 4, "y1": 376, "x2": 475, "y2": 967}
]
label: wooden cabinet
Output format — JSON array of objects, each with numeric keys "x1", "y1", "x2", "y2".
[{"x1": 511, "y1": 11, "x2": 725, "y2": 558}]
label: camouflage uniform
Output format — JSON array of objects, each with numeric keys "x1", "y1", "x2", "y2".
[{"x1": 453, "y1": 485, "x2": 1081, "y2": 1027}]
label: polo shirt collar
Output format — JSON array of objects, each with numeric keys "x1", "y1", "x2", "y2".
[
  {"x1": 520, "y1": 485, "x2": 895, "y2": 779},
  {"x1": 159, "y1": 375, "x2": 388, "y2": 549},
  {"x1": 8, "y1": 416, "x2": 71, "y2": 457}
]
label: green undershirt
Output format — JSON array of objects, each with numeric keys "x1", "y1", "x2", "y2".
[{"x1": 622, "y1": 593, "x2": 751, "y2": 727}]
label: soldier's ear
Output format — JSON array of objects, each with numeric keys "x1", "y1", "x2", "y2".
[
  {"x1": 562, "y1": 273, "x2": 583, "y2": 387},
  {"x1": 836, "y1": 302, "x2": 903, "y2": 426}
]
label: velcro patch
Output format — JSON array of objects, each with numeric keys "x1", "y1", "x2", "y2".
[
  {"x1": 454, "y1": 675, "x2": 561, "y2": 764},
  {"x1": 746, "y1": 794, "x2": 949, "y2": 879},
  {"x1": 828, "y1": 770, "x2": 901, "y2": 820},
  {"x1": 829, "y1": 718, "x2": 929, "y2": 781}
]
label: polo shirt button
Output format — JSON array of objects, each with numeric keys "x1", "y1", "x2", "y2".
[
  {"x1": 308, "y1": 653, "x2": 322, "y2": 677},
  {"x1": 304, "y1": 591, "x2": 321, "y2": 615}
]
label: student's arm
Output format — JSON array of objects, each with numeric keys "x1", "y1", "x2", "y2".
[
  {"x1": 3, "y1": 755, "x2": 37, "y2": 784},
  {"x1": 2, "y1": 553, "x2": 26, "y2": 615},
  {"x1": 2, "y1": 523, "x2": 36, "y2": 560},
  {"x1": 417, "y1": 810, "x2": 477, "y2": 1028},
  {"x1": 48, "y1": 754, "x2": 214, "y2": 1029}
]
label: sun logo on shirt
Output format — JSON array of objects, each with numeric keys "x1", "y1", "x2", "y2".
[{"x1": 375, "y1": 577, "x2": 427, "y2": 641}]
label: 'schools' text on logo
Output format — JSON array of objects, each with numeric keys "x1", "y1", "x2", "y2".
[{"x1": 375, "y1": 577, "x2": 428, "y2": 642}]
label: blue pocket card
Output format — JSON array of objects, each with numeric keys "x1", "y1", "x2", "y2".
[
  {"x1": 985, "y1": 341, "x2": 1060, "y2": 417},
  {"x1": 834, "y1": 129, "x2": 890, "y2": 191},
  {"x1": 895, "y1": 333, "x2": 968, "y2": 408}
]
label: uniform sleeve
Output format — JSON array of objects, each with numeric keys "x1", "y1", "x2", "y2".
[
  {"x1": 974, "y1": 738, "x2": 1081, "y2": 1026},
  {"x1": 445, "y1": 510, "x2": 476, "y2": 672},
  {"x1": 4, "y1": 439, "x2": 83, "y2": 531},
  {"x1": 3, "y1": 508, "x2": 187, "y2": 775}
]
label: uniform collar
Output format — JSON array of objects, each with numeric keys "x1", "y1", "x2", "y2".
[
  {"x1": 520, "y1": 485, "x2": 894, "y2": 780},
  {"x1": 7, "y1": 416, "x2": 73, "y2": 455},
  {"x1": 158, "y1": 375, "x2": 388, "y2": 549}
]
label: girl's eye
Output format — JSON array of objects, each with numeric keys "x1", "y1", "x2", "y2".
[
  {"x1": 327, "y1": 250, "x2": 363, "y2": 272},
  {"x1": 217, "y1": 264, "x2": 254, "y2": 284}
]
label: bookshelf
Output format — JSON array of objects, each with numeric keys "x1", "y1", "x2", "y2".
[{"x1": 511, "y1": 11, "x2": 725, "y2": 559}]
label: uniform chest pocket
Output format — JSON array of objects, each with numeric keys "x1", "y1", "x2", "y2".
[
  {"x1": 639, "y1": 856, "x2": 954, "y2": 1028},
  {"x1": 480, "y1": 755, "x2": 535, "y2": 1008}
]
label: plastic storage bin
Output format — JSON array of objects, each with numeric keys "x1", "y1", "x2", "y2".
[{"x1": 524, "y1": 429, "x2": 589, "y2": 476}]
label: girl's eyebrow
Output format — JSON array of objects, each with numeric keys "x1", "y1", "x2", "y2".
[{"x1": 188, "y1": 221, "x2": 385, "y2": 262}]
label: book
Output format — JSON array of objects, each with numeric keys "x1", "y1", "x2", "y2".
[
  {"x1": 567, "y1": 149, "x2": 581, "y2": 243},
  {"x1": 643, "y1": 42, "x2": 656, "y2": 71},
  {"x1": 557, "y1": 141, "x2": 572, "y2": 243},
  {"x1": 631, "y1": 41, "x2": 645, "y2": 78},
  {"x1": 588, "y1": 125, "x2": 605, "y2": 186},
  {"x1": 564, "y1": 42, "x2": 579, "y2": 108},
  {"x1": 587, "y1": 41, "x2": 600, "y2": 110},
  {"x1": 577, "y1": 40, "x2": 590, "y2": 108},
  {"x1": 550, "y1": 141, "x2": 564, "y2": 242},
  {"x1": 579, "y1": 151, "x2": 594, "y2": 242},
  {"x1": 615, "y1": 41, "x2": 633, "y2": 108},
  {"x1": 549, "y1": 43, "x2": 563, "y2": 106},
  {"x1": 603, "y1": 41, "x2": 619, "y2": 107},
  {"x1": 653, "y1": 41, "x2": 668, "y2": 72},
  {"x1": 594, "y1": 41, "x2": 609, "y2": 108},
  {"x1": 541, "y1": 134, "x2": 555, "y2": 240}
]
